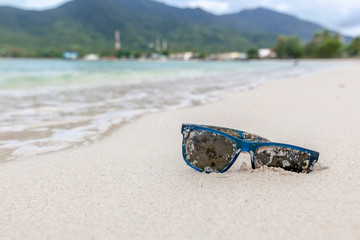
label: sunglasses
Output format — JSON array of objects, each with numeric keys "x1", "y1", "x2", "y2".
[{"x1": 181, "y1": 124, "x2": 319, "y2": 173}]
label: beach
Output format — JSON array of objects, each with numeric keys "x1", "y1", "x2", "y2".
[{"x1": 0, "y1": 61, "x2": 359, "y2": 239}]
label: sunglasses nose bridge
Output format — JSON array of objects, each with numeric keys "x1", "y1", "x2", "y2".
[{"x1": 237, "y1": 140, "x2": 251, "y2": 153}]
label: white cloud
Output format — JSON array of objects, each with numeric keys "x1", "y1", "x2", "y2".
[
  {"x1": 0, "y1": 0, "x2": 70, "y2": 10},
  {"x1": 161, "y1": 0, "x2": 360, "y2": 35},
  {"x1": 188, "y1": 0, "x2": 229, "y2": 14},
  {"x1": 342, "y1": 24, "x2": 360, "y2": 36},
  {"x1": 274, "y1": 3, "x2": 290, "y2": 12}
]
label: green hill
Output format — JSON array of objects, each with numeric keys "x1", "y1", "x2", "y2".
[
  {"x1": 220, "y1": 7, "x2": 324, "y2": 40},
  {"x1": 0, "y1": 0, "x2": 332, "y2": 57}
]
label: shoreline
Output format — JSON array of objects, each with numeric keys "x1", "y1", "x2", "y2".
[
  {"x1": 0, "y1": 59, "x2": 351, "y2": 162},
  {"x1": 1, "y1": 56, "x2": 360, "y2": 61},
  {"x1": 1, "y1": 63, "x2": 360, "y2": 239}
]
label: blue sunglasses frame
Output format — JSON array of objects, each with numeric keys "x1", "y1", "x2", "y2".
[{"x1": 181, "y1": 123, "x2": 319, "y2": 173}]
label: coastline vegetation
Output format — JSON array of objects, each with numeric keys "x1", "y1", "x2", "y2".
[
  {"x1": 0, "y1": 30, "x2": 359, "y2": 60},
  {"x1": 274, "y1": 30, "x2": 346, "y2": 59}
]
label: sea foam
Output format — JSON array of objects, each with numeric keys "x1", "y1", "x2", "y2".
[{"x1": 0, "y1": 59, "x2": 348, "y2": 161}]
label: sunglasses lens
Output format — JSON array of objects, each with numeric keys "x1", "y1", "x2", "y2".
[
  {"x1": 254, "y1": 146, "x2": 310, "y2": 172},
  {"x1": 184, "y1": 130, "x2": 237, "y2": 172}
]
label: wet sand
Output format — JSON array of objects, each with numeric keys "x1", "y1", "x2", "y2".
[{"x1": 1, "y1": 62, "x2": 359, "y2": 239}]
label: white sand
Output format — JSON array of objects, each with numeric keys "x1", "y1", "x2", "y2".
[{"x1": 1, "y1": 63, "x2": 360, "y2": 239}]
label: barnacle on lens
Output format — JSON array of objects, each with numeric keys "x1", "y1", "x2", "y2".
[
  {"x1": 185, "y1": 130, "x2": 237, "y2": 172},
  {"x1": 254, "y1": 146, "x2": 310, "y2": 173}
]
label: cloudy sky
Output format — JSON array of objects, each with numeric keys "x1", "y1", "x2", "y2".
[{"x1": 0, "y1": 0, "x2": 359, "y2": 36}]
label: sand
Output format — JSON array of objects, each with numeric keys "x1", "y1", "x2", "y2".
[{"x1": 1, "y1": 62, "x2": 359, "y2": 240}]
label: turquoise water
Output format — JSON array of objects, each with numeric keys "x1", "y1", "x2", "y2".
[
  {"x1": 0, "y1": 59, "x2": 297, "y2": 89},
  {"x1": 0, "y1": 59, "x2": 345, "y2": 161}
]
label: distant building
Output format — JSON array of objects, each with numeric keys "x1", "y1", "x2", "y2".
[
  {"x1": 83, "y1": 54, "x2": 100, "y2": 61},
  {"x1": 258, "y1": 48, "x2": 277, "y2": 58},
  {"x1": 215, "y1": 52, "x2": 247, "y2": 61},
  {"x1": 62, "y1": 52, "x2": 78, "y2": 60},
  {"x1": 150, "y1": 53, "x2": 167, "y2": 61},
  {"x1": 162, "y1": 39, "x2": 168, "y2": 52},
  {"x1": 155, "y1": 38, "x2": 161, "y2": 52},
  {"x1": 115, "y1": 30, "x2": 121, "y2": 51},
  {"x1": 169, "y1": 52, "x2": 194, "y2": 61}
]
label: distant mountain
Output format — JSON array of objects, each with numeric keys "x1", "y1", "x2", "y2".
[
  {"x1": 220, "y1": 7, "x2": 324, "y2": 40},
  {"x1": 0, "y1": 0, "x2": 335, "y2": 56}
]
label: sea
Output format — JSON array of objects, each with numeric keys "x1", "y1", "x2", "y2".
[{"x1": 0, "y1": 58, "x2": 347, "y2": 161}]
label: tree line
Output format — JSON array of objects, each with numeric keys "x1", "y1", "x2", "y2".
[
  {"x1": 1, "y1": 30, "x2": 360, "y2": 59},
  {"x1": 272, "y1": 30, "x2": 360, "y2": 59}
]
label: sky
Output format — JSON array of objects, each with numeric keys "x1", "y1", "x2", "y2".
[{"x1": 0, "y1": 0, "x2": 359, "y2": 36}]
